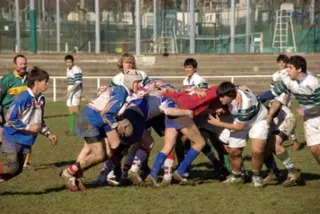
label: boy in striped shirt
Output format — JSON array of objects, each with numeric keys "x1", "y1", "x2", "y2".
[{"x1": 65, "y1": 55, "x2": 83, "y2": 135}]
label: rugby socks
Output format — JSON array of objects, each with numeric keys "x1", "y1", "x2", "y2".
[
  {"x1": 68, "y1": 113, "x2": 76, "y2": 134},
  {"x1": 130, "y1": 149, "x2": 148, "y2": 173},
  {"x1": 276, "y1": 150, "x2": 297, "y2": 173},
  {"x1": 264, "y1": 154, "x2": 280, "y2": 175},
  {"x1": 223, "y1": 154, "x2": 232, "y2": 173},
  {"x1": 290, "y1": 134, "x2": 297, "y2": 141},
  {"x1": 177, "y1": 148, "x2": 199, "y2": 175},
  {"x1": 150, "y1": 152, "x2": 167, "y2": 179},
  {"x1": 252, "y1": 170, "x2": 262, "y2": 180},
  {"x1": 163, "y1": 153, "x2": 175, "y2": 181},
  {"x1": 202, "y1": 143, "x2": 219, "y2": 166},
  {"x1": 121, "y1": 151, "x2": 136, "y2": 180}
]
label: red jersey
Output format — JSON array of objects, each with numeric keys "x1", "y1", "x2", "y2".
[{"x1": 162, "y1": 85, "x2": 218, "y2": 116}]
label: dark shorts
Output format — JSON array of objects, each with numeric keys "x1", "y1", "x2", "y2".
[
  {"x1": 120, "y1": 109, "x2": 145, "y2": 145},
  {"x1": 146, "y1": 114, "x2": 166, "y2": 137},
  {"x1": 1, "y1": 139, "x2": 31, "y2": 154},
  {"x1": 165, "y1": 115, "x2": 193, "y2": 130}
]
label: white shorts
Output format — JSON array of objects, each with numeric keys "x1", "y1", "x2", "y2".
[
  {"x1": 66, "y1": 90, "x2": 83, "y2": 107},
  {"x1": 226, "y1": 120, "x2": 269, "y2": 148},
  {"x1": 304, "y1": 116, "x2": 320, "y2": 147},
  {"x1": 270, "y1": 106, "x2": 296, "y2": 138}
]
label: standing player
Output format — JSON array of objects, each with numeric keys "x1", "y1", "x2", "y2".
[
  {"x1": 0, "y1": 67, "x2": 57, "y2": 182},
  {"x1": 65, "y1": 55, "x2": 83, "y2": 135},
  {"x1": 267, "y1": 56, "x2": 320, "y2": 164},
  {"x1": 208, "y1": 82, "x2": 269, "y2": 187}
]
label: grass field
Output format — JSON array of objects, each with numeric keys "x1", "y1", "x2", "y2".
[{"x1": 0, "y1": 102, "x2": 319, "y2": 214}]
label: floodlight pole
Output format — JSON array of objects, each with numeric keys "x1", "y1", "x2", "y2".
[
  {"x1": 245, "y1": 0, "x2": 251, "y2": 52},
  {"x1": 95, "y1": 0, "x2": 101, "y2": 53},
  {"x1": 56, "y1": 0, "x2": 60, "y2": 52},
  {"x1": 29, "y1": 0, "x2": 37, "y2": 53},
  {"x1": 15, "y1": 0, "x2": 21, "y2": 52},
  {"x1": 135, "y1": 0, "x2": 141, "y2": 55},
  {"x1": 189, "y1": 0, "x2": 195, "y2": 53}
]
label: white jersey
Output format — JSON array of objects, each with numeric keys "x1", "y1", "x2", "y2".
[
  {"x1": 272, "y1": 73, "x2": 320, "y2": 110},
  {"x1": 110, "y1": 70, "x2": 150, "y2": 87},
  {"x1": 67, "y1": 65, "x2": 83, "y2": 91},
  {"x1": 270, "y1": 69, "x2": 292, "y2": 106},
  {"x1": 228, "y1": 88, "x2": 267, "y2": 125},
  {"x1": 183, "y1": 73, "x2": 208, "y2": 89}
]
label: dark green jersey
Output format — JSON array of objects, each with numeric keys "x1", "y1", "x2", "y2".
[{"x1": 0, "y1": 70, "x2": 28, "y2": 112}]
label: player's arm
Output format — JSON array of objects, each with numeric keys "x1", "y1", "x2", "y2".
[
  {"x1": 38, "y1": 96, "x2": 57, "y2": 144},
  {"x1": 6, "y1": 98, "x2": 40, "y2": 133},
  {"x1": 159, "y1": 99, "x2": 193, "y2": 118},
  {"x1": 265, "y1": 100, "x2": 282, "y2": 124},
  {"x1": 0, "y1": 76, "x2": 10, "y2": 105},
  {"x1": 102, "y1": 86, "x2": 128, "y2": 149},
  {"x1": 208, "y1": 113, "x2": 247, "y2": 131}
]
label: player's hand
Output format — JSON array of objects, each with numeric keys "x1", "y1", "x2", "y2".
[
  {"x1": 208, "y1": 114, "x2": 220, "y2": 125},
  {"x1": 215, "y1": 108, "x2": 225, "y2": 115},
  {"x1": 48, "y1": 134, "x2": 58, "y2": 145},
  {"x1": 187, "y1": 110, "x2": 194, "y2": 119},
  {"x1": 296, "y1": 108, "x2": 304, "y2": 117}
]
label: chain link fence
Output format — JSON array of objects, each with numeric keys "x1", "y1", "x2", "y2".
[{"x1": 0, "y1": 0, "x2": 319, "y2": 53}]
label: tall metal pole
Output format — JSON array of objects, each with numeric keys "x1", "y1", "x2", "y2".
[
  {"x1": 310, "y1": 0, "x2": 315, "y2": 25},
  {"x1": 56, "y1": 0, "x2": 60, "y2": 52},
  {"x1": 245, "y1": 0, "x2": 251, "y2": 52},
  {"x1": 15, "y1": 0, "x2": 21, "y2": 52},
  {"x1": 29, "y1": 0, "x2": 37, "y2": 53},
  {"x1": 42, "y1": 0, "x2": 45, "y2": 22},
  {"x1": 135, "y1": 0, "x2": 141, "y2": 55},
  {"x1": 153, "y1": 0, "x2": 157, "y2": 53},
  {"x1": 189, "y1": 0, "x2": 195, "y2": 53},
  {"x1": 230, "y1": 0, "x2": 235, "y2": 53},
  {"x1": 95, "y1": 0, "x2": 100, "y2": 53}
]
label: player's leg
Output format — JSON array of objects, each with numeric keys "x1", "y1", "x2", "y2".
[
  {"x1": 304, "y1": 117, "x2": 320, "y2": 164},
  {"x1": 66, "y1": 91, "x2": 81, "y2": 135}
]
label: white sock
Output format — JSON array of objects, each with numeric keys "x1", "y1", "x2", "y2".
[{"x1": 130, "y1": 149, "x2": 148, "y2": 173}]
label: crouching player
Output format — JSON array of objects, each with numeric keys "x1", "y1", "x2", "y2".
[
  {"x1": 208, "y1": 82, "x2": 269, "y2": 187},
  {"x1": 0, "y1": 67, "x2": 57, "y2": 182},
  {"x1": 60, "y1": 71, "x2": 142, "y2": 191}
]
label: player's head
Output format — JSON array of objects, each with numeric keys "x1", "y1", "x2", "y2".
[
  {"x1": 287, "y1": 55, "x2": 307, "y2": 80},
  {"x1": 116, "y1": 118, "x2": 133, "y2": 138},
  {"x1": 216, "y1": 81, "x2": 237, "y2": 105},
  {"x1": 118, "y1": 53, "x2": 136, "y2": 72},
  {"x1": 276, "y1": 54, "x2": 289, "y2": 70},
  {"x1": 122, "y1": 69, "x2": 143, "y2": 93},
  {"x1": 27, "y1": 67, "x2": 50, "y2": 93},
  {"x1": 184, "y1": 58, "x2": 198, "y2": 77},
  {"x1": 13, "y1": 54, "x2": 27, "y2": 77},
  {"x1": 64, "y1": 55, "x2": 74, "y2": 69}
]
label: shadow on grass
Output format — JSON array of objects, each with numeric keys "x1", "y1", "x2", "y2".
[
  {"x1": 301, "y1": 172, "x2": 320, "y2": 181},
  {"x1": 34, "y1": 160, "x2": 75, "y2": 171},
  {"x1": 44, "y1": 114, "x2": 69, "y2": 119},
  {"x1": 0, "y1": 185, "x2": 66, "y2": 196}
]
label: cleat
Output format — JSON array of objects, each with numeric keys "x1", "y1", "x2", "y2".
[
  {"x1": 263, "y1": 172, "x2": 279, "y2": 185},
  {"x1": 251, "y1": 176, "x2": 264, "y2": 188},
  {"x1": 97, "y1": 170, "x2": 108, "y2": 185},
  {"x1": 60, "y1": 168, "x2": 78, "y2": 191},
  {"x1": 127, "y1": 170, "x2": 144, "y2": 186},
  {"x1": 172, "y1": 171, "x2": 195, "y2": 186},
  {"x1": 282, "y1": 171, "x2": 301, "y2": 187},
  {"x1": 145, "y1": 175, "x2": 159, "y2": 187},
  {"x1": 223, "y1": 175, "x2": 244, "y2": 184},
  {"x1": 106, "y1": 178, "x2": 120, "y2": 187}
]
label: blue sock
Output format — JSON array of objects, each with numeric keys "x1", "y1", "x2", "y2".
[
  {"x1": 177, "y1": 148, "x2": 199, "y2": 175},
  {"x1": 149, "y1": 152, "x2": 167, "y2": 179}
]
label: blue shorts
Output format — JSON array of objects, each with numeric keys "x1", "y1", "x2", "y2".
[
  {"x1": 76, "y1": 106, "x2": 110, "y2": 139},
  {"x1": 1, "y1": 139, "x2": 31, "y2": 154},
  {"x1": 120, "y1": 109, "x2": 145, "y2": 145},
  {"x1": 165, "y1": 115, "x2": 193, "y2": 130}
]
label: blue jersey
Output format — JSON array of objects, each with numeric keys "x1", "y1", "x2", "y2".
[
  {"x1": 86, "y1": 85, "x2": 130, "y2": 131},
  {"x1": 126, "y1": 94, "x2": 176, "y2": 121},
  {"x1": 3, "y1": 89, "x2": 51, "y2": 146}
]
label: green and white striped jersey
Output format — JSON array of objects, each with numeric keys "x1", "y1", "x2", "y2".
[
  {"x1": 66, "y1": 65, "x2": 83, "y2": 90},
  {"x1": 272, "y1": 73, "x2": 320, "y2": 110},
  {"x1": 228, "y1": 88, "x2": 266, "y2": 124}
]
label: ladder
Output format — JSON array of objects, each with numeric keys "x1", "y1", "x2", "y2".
[
  {"x1": 154, "y1": 15, "x2": 178, "y2": 54},
  {"x1": 272, "y1": 3, "x2": 296, "y2": 52}
]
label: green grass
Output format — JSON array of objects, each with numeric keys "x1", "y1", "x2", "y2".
[{"x1": 0, "y1": 102, "x2": 320, "y2": 214}]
